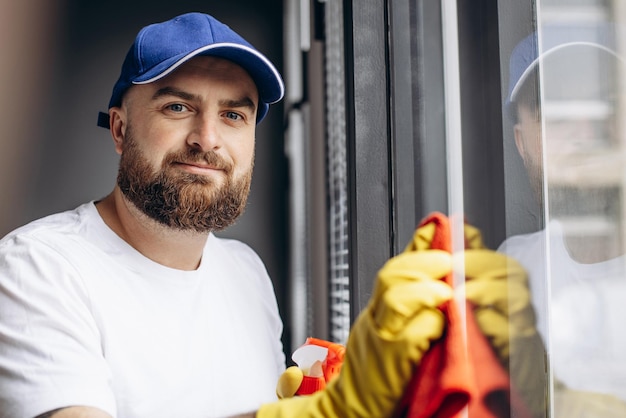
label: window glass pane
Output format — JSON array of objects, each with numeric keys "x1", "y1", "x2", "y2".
[{"x1": 500, "y1": 1, "x2": 626, "y2": 415}]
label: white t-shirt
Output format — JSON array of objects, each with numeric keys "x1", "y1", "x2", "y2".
[
  {"x1": 498, "y1": 221, "x2": 626, "y2": 401},
  {"x1": 0, "y1": 202, "x2": 285, "y2": 418}
]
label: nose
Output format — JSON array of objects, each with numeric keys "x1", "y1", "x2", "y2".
[{"x1": 186, "y1": 113, "x2": 221, "y2": 151}]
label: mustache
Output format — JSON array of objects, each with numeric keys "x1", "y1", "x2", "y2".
[{"x1": 163, "y1": 149, "x2": 234, "y2": 173}]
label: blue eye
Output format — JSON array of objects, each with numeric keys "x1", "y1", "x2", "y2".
[
  {"x1": 225, "y1": 111, "x2": 242, "y2": 121},
  {"x1": 168, "y1": 103, "x2": 187, "y2": 112}
]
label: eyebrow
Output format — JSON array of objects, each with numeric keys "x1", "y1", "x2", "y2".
[
  {"x1": 151, "y1": 87, "x2": 257, "y2": 112},
  {"x1": 220, "y1": 97, "x2": 257, "y2": 112},
  {"x1": 151, "y1": 87, "x2": 198, "y2": 102}
]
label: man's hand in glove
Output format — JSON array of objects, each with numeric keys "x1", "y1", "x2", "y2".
[
  {"x1": 275, "y1": 338, "x2": 345, "y2": 398},
  {"x1": 460, "y1": 223, "x2": 548, "y2": 418},
  {"x1": 256, "y1": 236, "x2": 454, "y2": 418}
]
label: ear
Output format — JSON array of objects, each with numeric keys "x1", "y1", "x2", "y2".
[
  {"x1": 513, "y1": 123, "x2": 527, "y2": 164},
  {"x1": 109, "y1": 107, "x2": 127, "y2": 155}
]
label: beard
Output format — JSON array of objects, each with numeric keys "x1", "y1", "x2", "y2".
[
  {"x1": 116, "y1": 128, "x2": 253, "y2": 233},
  {"x1": 522, "y1": 156, "x2": 545, "y2": 208}
]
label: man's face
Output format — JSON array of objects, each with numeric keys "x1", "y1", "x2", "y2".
[{"x1": 111, "y1": 56, "x2": 259, "y2": 232}]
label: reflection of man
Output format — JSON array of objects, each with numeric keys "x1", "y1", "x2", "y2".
[{"x1": 500, "y1": 24, "x2": 626, "y2": 414}]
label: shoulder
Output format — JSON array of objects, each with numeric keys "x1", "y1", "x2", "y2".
[
  {"x1": 497, "y1": 228, "x2": 546, "y2": 257},
  {"x1": 0, "y1": 203, "x2": 101, "y2": 281},
  {"x1": 0, "y1": 203, "x2": 94, "y2": 249}
]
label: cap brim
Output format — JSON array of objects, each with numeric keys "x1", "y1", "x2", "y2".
[
  {"x1": 509, "y1": 41, "x2": 620, "y2": 104},
  {"x1": 134, "y1": 43, "x2": 284, "y2": 104},
  {"x1": 506, "y1": 23, "x2": 622, "y2": 116}
]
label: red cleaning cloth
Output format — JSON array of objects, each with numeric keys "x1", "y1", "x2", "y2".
[{"x1": 396, "y1": 213, "x2": 531, "y2": 418}]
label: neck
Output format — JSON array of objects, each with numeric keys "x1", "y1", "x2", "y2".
[
  {"x1": 96, "y1": 188, "x2": 209, "y2": 271},
  {"x1": 563, "y1": 234, "x2": 623, "y2": 264}
]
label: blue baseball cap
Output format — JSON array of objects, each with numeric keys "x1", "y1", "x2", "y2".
[
  {"x1": 97, "y1": 12, "x2": 284, "y2": 128},
  {"x1": 505, "y1": 23, "x2": 620, "y2": 117}
]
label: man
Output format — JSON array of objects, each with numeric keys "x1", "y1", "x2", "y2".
[
  {"x1": 500, "y1": 23, "x2": 626, "y2": 415},
  {"x1": 0, "y1": 12, "x2": 453, "y2": 418}
]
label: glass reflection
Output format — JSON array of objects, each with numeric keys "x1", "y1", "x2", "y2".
[{"x1": 499, "y1": 9, "x2": 626, "y2": 416}]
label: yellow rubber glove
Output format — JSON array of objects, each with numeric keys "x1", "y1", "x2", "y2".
[
  {"x1": 257, "y1": 244, "x2": 453, "y2": 418},
  {"x1": 275, "y1": 366, "x2": 304, "y2": 399},
  {"x1": 461, "y1": 223, "x2": 548, "y2": 418}
]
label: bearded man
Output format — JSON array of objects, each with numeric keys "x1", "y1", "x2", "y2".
[{"x1": 0, "y1": 13, "x2": 287, "y2": 418}]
